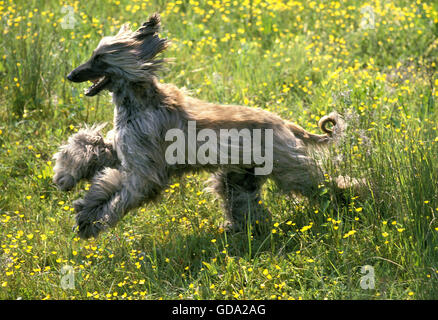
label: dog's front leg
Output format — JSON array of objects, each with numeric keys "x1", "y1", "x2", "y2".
[
  {"x1": 53, "y1": 126, "x2": 119, "y2": 191},
  {"x1": 72, "y1": 167, "x2": 161, "y2": 239}
]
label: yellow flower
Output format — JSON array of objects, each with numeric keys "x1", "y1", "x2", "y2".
[
  {"x1": 382, "y1": 232, "x2": 389, "y2": 238},
  {"x1": 300, "y1": 223, "x2": 313, "y2": 232},
  {"x1": 343, "y1": 230, "x2": 356, "y2": 238}
]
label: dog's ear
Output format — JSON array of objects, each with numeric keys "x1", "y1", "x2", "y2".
[
  {"x1": 135, "y1": 13, "x2": 161, "y2": 40},
  {"x1": 134, "y1": 13, "x2": 169, "y2": 62}
]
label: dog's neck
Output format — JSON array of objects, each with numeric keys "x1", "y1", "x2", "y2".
[
  {"x1": 110, "y1": 77, "x2": 187, "y2": 130},
  {"x1": 111, "y1": 78, "x2": 164, "y2": 113},
  {"x1": 110, "y1": 78, "x2": 164, "y2": 130}
]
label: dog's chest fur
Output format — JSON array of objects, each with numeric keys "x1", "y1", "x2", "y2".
[{"x1": 111, "y1": 90, "x2": 167, "y2": 171}]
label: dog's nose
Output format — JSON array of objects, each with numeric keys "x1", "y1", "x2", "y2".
[{"x1": 66, "y1": 72, "x2": 74, "y2": 81}]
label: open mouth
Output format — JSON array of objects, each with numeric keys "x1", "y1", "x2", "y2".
[{"x1": 85, "y1": 76, "x2": 111, "y2": 97}]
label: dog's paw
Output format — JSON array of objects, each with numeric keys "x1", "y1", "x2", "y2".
[
  {"x1": 73, "y1": 199, "x2": 108, "y2": 239},
  {"x1": 53, "y1": 172, "x2": 76, "y2": 191}
]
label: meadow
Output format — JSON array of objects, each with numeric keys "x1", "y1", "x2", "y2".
[{"x1": 0, "y1": 0, "x2": 437, "y2": 300}]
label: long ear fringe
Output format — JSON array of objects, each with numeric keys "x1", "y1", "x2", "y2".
[
  {"x1": 136, "y1": 36, "x2": 170, "y2": 62},
  {"x1": 136, "y1": 13, "x2": 162, "y2": 39},
  {"x1": 134, "y1": 13, "x2": 170, "y2": 64}
]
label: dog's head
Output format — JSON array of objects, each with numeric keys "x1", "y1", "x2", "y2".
[{"x1": 66, "y1": 13, "x2": 170, "y2": 96}]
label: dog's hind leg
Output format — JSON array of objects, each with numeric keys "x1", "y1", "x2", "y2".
[
  {"x1": 211, "y1": 168, "x2": 270, "y2": 234},
  {"x1": 53, "y1": 125, "x2": 119, "y2": 191},
  {"x1": 270, "y1": 152, "x2": 324, "y2": 199}
]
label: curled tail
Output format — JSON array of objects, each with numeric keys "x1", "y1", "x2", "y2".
[
  {"x1": 318, "y1": 112, "x2": 342, "y2": 137},
  {"x1": 287, "y1": 111, "x2": 344, "y2": 145}
]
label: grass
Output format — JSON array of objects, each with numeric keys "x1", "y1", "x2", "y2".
[{"x1": 0, "y1": 0, "x2": 437, "y2": 300}]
